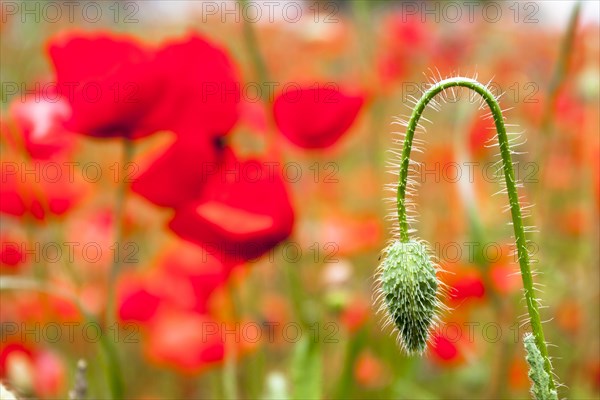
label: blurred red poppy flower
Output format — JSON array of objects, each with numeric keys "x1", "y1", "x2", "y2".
[
  {"x1": 118, "y1": 242, "x2": 232, "y2": 324},
  {"x1": 0, "y1": 342, "x2": 65, "y2": 397},
  {"x1": 489, "y1": 261, "x2": 521, "y2": 295},
  {"x1": 429, "y1": 332, "x2": 463, "y2": 365},
  {"x1": 354, "y1": 351, "x2": 386, "y2": 388},
  {"x1": 144, "y1": 310, "x2": 225, "y2": 374},
  {"x1": 48, "y1": 32, "x2": 164, "y2": 139},
  {"x1": 3, "y1": 94, "x2": 74, "y2": 159},
  {"x1": 340, "y1": 296, "x2": 371, "y2": 333},
  {"x1": 468, "y1": 113, "x2": 495, "y2": 159},
  {"x1": 118, "y1": 276, "x2": 162, "y2": 324},
  {"x1": 449, "y1": 272, "x2": 485, "y2": 302},
  {"x1": 377, "y1": 14, "x2": 431, "y2": 85},
  {"x1": 131, "y1": 134, "x2": 224, "y2": 209},
  {"x1": 130, "y1": 33, "x2": 241, "y2": 208},
  {"x1": 0, "y1": 159, "x2": 85, "y2": 220},
  {"x1": 117, "y1": 242, "x2": 239, "y2": 373},
  {"x1": 0, "y1": 237, "x2": 26, "y2": 271},
  {"x1": 152, "y1": 34, "x2": 240, "y2": 138},
  {"x1": 168, "y1": 148, "x2": 294, "y2": 261},
  {"x1": 48, "y1": 31, "x2": 239, "y2": 142},
  {"x1": 273, "y1": 86, "x2": 364, "y2": 149}
]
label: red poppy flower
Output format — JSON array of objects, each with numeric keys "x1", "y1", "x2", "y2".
[
  {"x1": 449, "y1": 272, "x2": 485, "y2": 302},
  {"x1": 429, "y1": 332, "x2": 463, "y2": 365},
  {"x1": 48, "y1": 32, "x2": 240, "y2": 141},
  {"x1": 340, "y1": 296, "x2": 371, "y2": 333},
  {"x1": 131, "y1": 34, "x2": 241, "y2": 208},
  {"x1": 168, "y1": 148, "x2": 294, "y2": 261},
  {"x1": 118, "y1": 242, "x2": 232, "y2": 324},
  {"x1": 3, "y1": 94, "x2": 74, "y2": 159},
  {"x1": 0, "y1": 159, "x2": 85, "y2": 220},
  {"x1": 48, "y1": 32, "x2": 164, "y2": 139},
  {"x1": 152, "y1": 34, "x2": 240, "y2": 139},
  {"x1": 0, "y1": 342, "x2": 65, "y2": 397},
  {"x1": 131, "y1": 134, "x2": 224, "y2": 209},
  {"x1": 273, "y1": 86, "x2": 364, "y2": 149},
  {"x1": 118, "y1": 275, "x2": 162, "y2": 324},
  {"x1": 468, "y1": 113, "x2": 495, "y2": 159},
  {"x1": 0, "y1": 237, "x2": 26, "y2": 270},
  {"x1": 144, "y1": 310, "x2": 225, "y2": 374},
  {"x1": 156, "y1": 243, "x2": 233, "y2": 313},
  {"x1": 354, "y1": 351, "x2": 386, "y2": 388}
]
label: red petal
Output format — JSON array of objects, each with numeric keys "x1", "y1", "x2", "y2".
[{"x1": 273, "y1": 86, "x2": 364, "y2": 149}]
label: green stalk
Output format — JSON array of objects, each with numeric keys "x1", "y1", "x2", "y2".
[
  {"x1": 101, "y1": 138, "x2": 133, "y2": 399},
  {"x1": 106, "y1": 138, "x2": 134, "y2": 328},
  {"x1": 395, "y1": 77, "x2": 556, "y2": 390},
  {"x1": 239, "y1": 0, "x2": 269, "y2": 87},
  {"x1": 539, "y1": 1, "x2": 581, "y2": 138}
]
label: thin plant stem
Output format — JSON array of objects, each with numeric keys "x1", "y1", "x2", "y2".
[
  {"x1": 106, "y1": 138, "x2": 134, "y2": 328},
  {"x1": 395, "y1": 77, "x2": 556, "y2": 390},
  {"x1": 222, "y1": 281, "x2": 240, "y2": 400},
  {"x1": 539, "y1": 1, "x2": 581, "y2": 139},
  {"x1": 535, "y1": 1, "x2": 581, "y2": 203}
]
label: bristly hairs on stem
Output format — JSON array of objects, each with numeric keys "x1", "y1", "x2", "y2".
[{"x1": 375, "y1": 74, "x2": 557, "y2": 393}]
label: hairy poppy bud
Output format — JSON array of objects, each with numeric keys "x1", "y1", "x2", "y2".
[{"x1": 378, "y1": 239, "x2": 441, "y2": 354}]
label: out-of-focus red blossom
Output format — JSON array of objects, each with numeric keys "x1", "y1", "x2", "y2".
[
  {"x1": 508, "y1": 356, "x2": 530, "y2": 390},
  {"x1": 377, "y1": 15, "x2": 429, "y2": 85},
  {"x1": 131, "y1": 33, "x2": 240, "y2": 207},
  {"x1": 588, "y1": 359, "x2": 600, "y2": 391},
  {"x1": 48, "y1": 31, "x2": 239, "y2": 143},
  {"x1": 131, "y1": 134, "x2": 222, "y2": 209},
  {"x1": 543, "y1": 153, "x2": 575, "y2": 190},
  {"x1": 273, "y1": 86, "x2": 364, "y2": 149},
  {"x1": 240, "y1": 99, "x2": 268, "y2": 135},
  {"x1": 118, "y1": 275, "x2": 162, "y2": 323},
  {"x1": 468, "y1": 113, "x2": 495, "y2": 159},
  {"x1": 340, "y1": 296, "x2": 371, "y2": 333},
  {"x1": 65, "y1": 209, "x2": 114, "y2": 270},
  {"x1": 593, "y1": 146, "x2": 600, "y2": 211},
  {"x1": 152, "y1": 34, "x2": 240, "y2": 138},
  {"x1": 0, "y1": 160, "x2": 85, "y2": 220},
  {"x1": 445, "y1": 266, "x2": 485, "y2": 303},
  {"x1": 169, "y1": 148, "x2": 294, "y2": 261},
  {"x1": 489, "y1": 261, "x2": 521, "y2": 295},
  {"x1": 429, "y1": 331, "x2": 464, "y2": 366},
  {"x1": 0, "y1": 343, "x2": 65, "y2": 397},
  {"x1": 3, "y1": 94, "x2": 74, "y2": 159},
  {"x1": 48, "y1": 32, "x2": 164, "y2": 139},
  {"x1": 32, "y1": 350, "x2": 66, "y2": 397},
  {"x1": 0, "y1": 237, "x2": 26, "y2": 271},
  {"x1": 555, "y1": 91, "x2": 585, "y2": 130},
  {"x1": 9, "y1": 292, "x2": 81, "y2": 324},
  {"x1": 144, "y1": 310, "x2": 225, "y2": 374},
  {"x1": 117, "y1": 242, "x2": 243, "y2": 373},
  {"x1": 354, "y1": 351, "x2": 385, "y2": 388},
  {"x1": 300, "y1": 214, "x2": 381, "y2": 256},
  {"x1": 118, "y1": 243, "x2": 232, "y2": 325},
  {"x1": 556, "y1": 300, "x2": 582, "y2": 334}
]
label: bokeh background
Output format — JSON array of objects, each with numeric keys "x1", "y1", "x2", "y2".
[{"x1": 1, "y1": 1, "x2": 599, "y2": 399}]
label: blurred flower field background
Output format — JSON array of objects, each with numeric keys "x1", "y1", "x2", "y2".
[{"x1": 0, "y1": 1, "x2": 599, "y2": 399}]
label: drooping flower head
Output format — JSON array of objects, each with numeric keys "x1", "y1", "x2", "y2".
[{"x1": 376, "y1": 239, "x2": 443, "y2": 354}]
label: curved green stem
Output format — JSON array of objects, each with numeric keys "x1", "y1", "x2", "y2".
[{"x1": 396, "y1": 77, "x2": 555, "y2": 390}]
